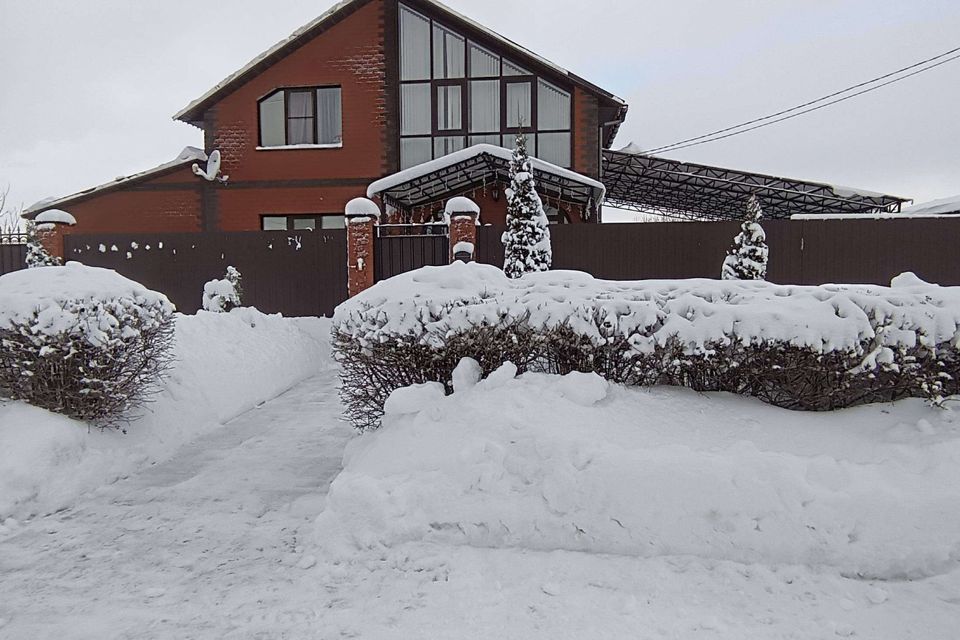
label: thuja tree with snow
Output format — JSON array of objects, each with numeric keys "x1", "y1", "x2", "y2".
[
  {"x1": 202, "y1": 266, "x2": 243, "y2": 313},
  {"x1": 0, "y1": 263, "x2": 175, "y2": 425},
  {"x1": 502, "y1": 133, "x2": 552, "y2": 278},
  {"x1": 24, "y1": 220, "x2": 62, "y2": 268},
  {"x1": 721, "y1": 195, "x2": 768, "y2": 281}
]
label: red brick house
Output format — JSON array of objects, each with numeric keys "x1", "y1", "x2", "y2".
[{"x1": 25, "y1": 0, "x2": 628, "y2": 255}]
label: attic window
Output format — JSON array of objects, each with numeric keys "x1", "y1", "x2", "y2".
[{"x1": 258, "y1": 87, "x2": 342, "y2": 148}]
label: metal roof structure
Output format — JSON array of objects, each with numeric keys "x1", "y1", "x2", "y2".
[
  {"x1": 368, "y1": 145, "x2": 605, "y2": 214},
  {"x1": 601, "y1": 150, "x2": 910, "y2": 221}
]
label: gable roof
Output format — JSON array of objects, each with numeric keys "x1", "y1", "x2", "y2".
[
  {"x1": 173, "y1": 0, "x2": 628, "y2": 143},
  {"x1": 22, "y1": 147, "x2": 207, "y2": 218}
]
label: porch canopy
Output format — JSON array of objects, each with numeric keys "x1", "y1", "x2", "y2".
[
  {"x1": 601, "y1": 148, "x2": 910, "y2": 221},
  {"x1": 368, "y1": 144, "x2": 606, "y2": 216}
]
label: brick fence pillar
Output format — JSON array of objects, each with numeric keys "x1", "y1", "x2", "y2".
[
  {"x1": 445, "y1": 197, "x2": 479, "y2": 262},
  {"x1": 345, "y1": 197, "x2": 381, "y2": 297},
  {"x1": 36, "y1": 225, "x2": 65, "y2": 260}
]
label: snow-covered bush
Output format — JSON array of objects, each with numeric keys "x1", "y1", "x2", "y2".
[
  {"x1": 333, "y1": 262, "x2": 960, "y2": 430},
  {"x1": 202, "y1": 266, "x2": 243, "y2": 312},
  {"x1": 0, "y1": 263, "x2": 175, "y2": 425},
  {"x1": 24, "y1": 220, "x2": 62, "y2": 268},
  {"x1": 721, "y1": 195, "x2": 767, "y2": 280},
  {"x1": 502, "y1": 132, "x2": 551, "y2": 278}
]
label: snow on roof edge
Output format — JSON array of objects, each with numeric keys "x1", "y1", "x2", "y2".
[
  {"x1": 367, "y1": 144, "x2": 606, "y2": 199},
  {"x1": 173, "y1": 0, "x2": 625, "y2": 123},
  {"x1": 899, "y1": 194, "x2": 960, "y2": 216},
  {"x1": 23, "y1": 147, "x2": 207, "y2": 216}
]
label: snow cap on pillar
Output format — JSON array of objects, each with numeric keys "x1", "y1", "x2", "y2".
[
  {"x1": 444, "y1": 196, "x2": 480, "y2": 225},
  {"x1": 345, "y1": 197, "x2": 382, "y2": 223}
]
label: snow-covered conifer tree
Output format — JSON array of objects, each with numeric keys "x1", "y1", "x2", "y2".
[
  {"x1": 24, "y1": 220, "x2": 62, "y2": 268},
  {"x1": 202, "y1": 266, "x2": 243, "y2": 312},
  {"x1": 502, "y1": 133, "x2": 551, "y2": 278},
  {"x1": 721, "y1": 194, "x2": 768, "y2": 280}
]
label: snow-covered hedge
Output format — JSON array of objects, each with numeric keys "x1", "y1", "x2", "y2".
[
  {"x1": 0, "y1": 263, "x2": 175, "y2": 424},
  {"x1": 333, "y1": 263, "x2": 960, "y2": 429}
]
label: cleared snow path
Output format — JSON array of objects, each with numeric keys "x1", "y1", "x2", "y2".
[{"x1": 0, "y1": 369, "x2": 353, "y2": 639}]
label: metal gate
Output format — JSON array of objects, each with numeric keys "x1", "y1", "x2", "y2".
[
  {"x1": 0, "y1": 233, "x2": 28, "y2": 276},
  {"x1": 374, "y1": 224, "x2": 449, "y2": 281}
]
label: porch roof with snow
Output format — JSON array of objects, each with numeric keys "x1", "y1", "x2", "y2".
[
  {"x1": 367, "y1": 144, "x2": 606, "y2": 212},
  {"x1": 601, "y1": 148, "x2": 910, "y2": 221}
]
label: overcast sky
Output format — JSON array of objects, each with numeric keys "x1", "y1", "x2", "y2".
[{"x1": 2, "y1": 0, "x2": 958, "y2": 214}]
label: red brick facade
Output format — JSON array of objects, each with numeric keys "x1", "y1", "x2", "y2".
[{"x1": 33, "y1": 0, "x2": 621, "y2": 255}]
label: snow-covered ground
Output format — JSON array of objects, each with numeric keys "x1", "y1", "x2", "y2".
[
  {"x1": 310, "y1": 364, "x2": 960, "y2": 639},
  {"x1": 0, "y1": 307, "x2": 330, "y2": 522},
  {"x1": 3, "y1": 350, "x2": 958, "y2": 637},
  {"x1": 3, "y1": 264, "x2": 959, "y2": 638},
  {"x1": 0, "y1": 366, "x2": 352, "y2": 638}
]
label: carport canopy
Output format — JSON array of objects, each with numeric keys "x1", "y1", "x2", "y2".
[{"x1": 601, "y1": 148, "x2": 910, "y2": 221}]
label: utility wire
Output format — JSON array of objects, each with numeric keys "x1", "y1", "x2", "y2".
[{"x1": 645, "y1": 45, "x2": 960, "y2": 155}]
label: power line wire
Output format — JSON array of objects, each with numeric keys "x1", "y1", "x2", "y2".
[{"x1": 645, "y1": 45, "x2": 960, "y2": 155}]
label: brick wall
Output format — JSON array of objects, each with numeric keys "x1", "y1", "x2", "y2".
[
  {"x1": 206, "y1": 0, "x2": 389, "y2": 187},
  {"x1": 573, "y1": 87, "x2": 601, "y2": 180},
  {"x1": 44, "y1": 165, "x2": 202, "y2": 257}
]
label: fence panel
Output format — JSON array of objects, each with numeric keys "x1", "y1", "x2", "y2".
[
  {"x1": 478, "y1": 219, "x2": 960, "y2": 286},
  {"x1": 0, "y1": 236, "x2": 27, "y2": 276},
  {"x1": 375, "y1": 234, "x2": 448, "y2": 281},
  {"x1": 65, "y1": 230, "x2": 347, "y2": 317}
]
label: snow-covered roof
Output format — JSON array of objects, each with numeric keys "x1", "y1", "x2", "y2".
[
  {"x1": 173, "y1": 0, "x2": 626, "y2": 127},
  {"x1": 368, "y1": 144, "x2": 605, "y2": 199},
  {"x1": 900, "y1": 194, "x2": 960, "y2": 216},
  {"x1": 23, "y1": 147, "x2": 207, "y2": 218}
]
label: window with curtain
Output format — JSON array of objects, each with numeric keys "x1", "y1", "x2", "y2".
[
  {"x1": 469, "y1": 80, "x2": 499, "y2": 133},
  {"x1": 401, "y1": 83, "x2": 431, "y2": 135},
  {"x1": 537, "y1": 80, "x2": 570, "y2": 131},
  {"x1": 436, "y1": 85, "x2": 462, "y2": 131},
  {"x1": 398, "y1": 3, "x2": 574, "y2": 169},
  {"x1": 433, "y1": 25, "x2": 465, "y2": 79},
  {"x1": 505, "y1": 82, "x2": 532, "y2": 129},
  {"x1": 286, "y1": 90, "x2": 314, "y2": 145},
  {"x1": 316, "y1": 87, "x2": 342, "y2": 145},
  {"x1": 400, "y1": 5, "x2": 430, "y2": 81},
  {"x1": 469, "y1": 43, "x2": 499, "y2": 77},
  {"x1": 258, "y1": 87, "x2": 343, "y2": 148}
]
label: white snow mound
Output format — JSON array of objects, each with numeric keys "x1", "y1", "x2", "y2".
[{"x1": 316, "y1": 366, "x2": 960, "y2": 580}]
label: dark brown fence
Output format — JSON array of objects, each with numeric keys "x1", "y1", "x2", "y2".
[
  {"x1": 56, "y1": 218, "x2": 960, "y2": 320},
  {"x1": 479, "y1": 218, "x2": 960, "y2": 286},
  {"x1": 0, "y1": 234, "x2": 27, "y2": 276},
  {"x1": 375, "y1": 233, "x2": 448, "y2": 282},
  {"x1": 65, "y1": 230, "x2": 347, "y2": 317}
]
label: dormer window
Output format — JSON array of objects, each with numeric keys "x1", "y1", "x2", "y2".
[{"x1": 258, "y1": 87, "x2": 343, "y2": 148}]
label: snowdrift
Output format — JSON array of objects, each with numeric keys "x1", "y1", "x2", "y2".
[
  {"x1": 316, "y1": 363, "x2": 960, "y2": 580},
  {"x1": 0, "y1": 307, "x2": 331, "y2": 522}
]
